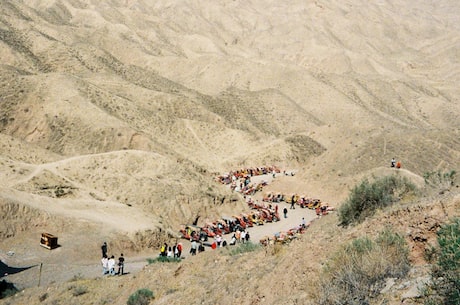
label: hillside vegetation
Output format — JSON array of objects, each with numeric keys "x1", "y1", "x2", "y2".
[{"x1": 0, "y1": 0, "x2": 459, "y2": 304}]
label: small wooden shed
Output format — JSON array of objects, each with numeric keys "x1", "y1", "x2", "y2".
[{"x1": 40, "y1": 233, "x2": 58, "y2": 250}]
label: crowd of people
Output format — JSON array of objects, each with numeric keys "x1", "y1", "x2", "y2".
[
  {"x1": 100, "y1": 242, "x2": 125, "y2": 276},
  {"x1": 214, "y1": 165, "x2": 284, "y2": 196},
  {"x1": 173, "y1": 228, "x2": 252, "y2": 257},
  {"x1": 215, "y1": 166, "x2": 281, "y2": 185},
  {"x1": 159, "y1": 242, "x2": 183, "y2": 258},
  {"x1": 98, "y1": 158, "x2": 404, "y2": 268}
]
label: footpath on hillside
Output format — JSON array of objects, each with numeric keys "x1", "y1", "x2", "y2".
[{"x1": 2, "y1": 171, "x2": 330, "y2": 289}]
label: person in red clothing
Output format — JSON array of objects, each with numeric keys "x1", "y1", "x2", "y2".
[{"x1": 396, "y1": 161, "x2": 401, "y2": 169}]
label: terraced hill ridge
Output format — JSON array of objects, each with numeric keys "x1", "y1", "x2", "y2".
[{"x1": 0, "y1": 0, "x2": 459, "y2": 304}]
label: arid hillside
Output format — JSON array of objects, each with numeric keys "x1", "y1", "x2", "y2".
[{"x1": 0, "y1": 0, "x2": 459, "y2": 304}]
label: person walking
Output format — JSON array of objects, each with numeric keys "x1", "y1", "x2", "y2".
[
  {"x1": 283, "y1": 207, "x2": 288, "y2": 218},
  {"x1": 290, "y1": 195, "x2": 296, "y2": 209},
  {"x1": 117, "y1": 253, "x2": 125, "y2": 275}
]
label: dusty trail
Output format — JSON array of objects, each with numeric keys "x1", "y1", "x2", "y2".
[{"x1": 2, "y1": 172, "x2": 328, "y2": 290}]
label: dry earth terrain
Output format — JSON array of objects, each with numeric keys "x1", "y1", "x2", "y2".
[{"x1": 0, "y1": 0, "x2": 459, "y2": 304}]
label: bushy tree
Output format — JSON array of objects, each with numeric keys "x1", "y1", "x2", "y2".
[
  {"x1": 338, "y1": 175, "x2": 417, "y2": 227},
  {"x1": 316, "y1": 229, "x2": 410, "y2": 305},
  {"x1": 127, "y1": 288, "x2": 154, "y2": 305},
  {"x1": 425, "y1": 218, "x2": 460, "y2": 305}
]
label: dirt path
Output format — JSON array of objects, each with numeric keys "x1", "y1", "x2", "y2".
[
  {"x1": 2, "y1": 172, "x2": 326, "y2": 290},
  {"x1": 3, "y1": 206, "x2": 320, "y2": 290}
]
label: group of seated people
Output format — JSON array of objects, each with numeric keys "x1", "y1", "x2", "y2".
[{"x1": 215, "y1": 165, "x2": 281, "y2": 185}]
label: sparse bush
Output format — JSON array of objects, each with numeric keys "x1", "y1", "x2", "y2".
[
  {"x1": 423, "y1": 170, "x2": 456, "y2": 192},
  {"x1": 127, "y1": 288, "x2": 154, "y2": 305},
  {"x1": 39, "y1": 292, "x2": 48, "y2": 302},
  {"x1": 425, "y1": 218, "x2": 460, "y2": 305},
  {"x1": 424, "y1": 244, "x2": 438, "y2": 263},
  {"x1": 72, "y1": 285, "x2": 88, "y2": 296},
  {"x1": 226, "y1": 241, "x2": 261, "y2": 256},
  {"x1": 68, "y1": 273, "x2": 84, "y2": 282},
  {"x1": 315, "y1": 229, "x2": 410, "y2": 305},
  {"x1": 147, "y1": 256, "x2": 181, "y2": 264},
  {"x1": 338, "y1": 175, "x2": 417, "y2": 227}
]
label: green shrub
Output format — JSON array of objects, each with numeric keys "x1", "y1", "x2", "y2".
[
  {"x1": 127, "y1": 288, "x2": 154, "y2": 305},
  {"x1": 225, "y1": 242, "x2": 261, "y2": 256},
  {"x1": 39, "y1": 292, "x2": 48, "y2": 302},
  {"x1": 423, "y1": 170, "x2": 456, "y2": 191},
  {"x1": 72, "y1": 286, "x2": 88, "y2": 296},
  {"x1": 425, "y1": 218, "x2": 460, "y2": 305},
  {"x1": 423, "y1": 170, "x2": 457, "y2": 193},
  {"x1": 147, "y1": 256, "x2": 181, "y2": 264},
  {"x1": 338, "y1": 175, "x2": 417, "y2": 227},
  {"x1": 315, "y1": 229, "x2": 410, "y2": 305}
]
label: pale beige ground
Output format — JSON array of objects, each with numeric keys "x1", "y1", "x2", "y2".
[
  {"x1": 1, "y1": 173, "x2": 319, "y2": 289},
  {"x1": 0, "y1": 0, "x2": 459, "y2": 304}
]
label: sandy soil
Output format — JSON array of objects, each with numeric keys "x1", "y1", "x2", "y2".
[
  {"x1": 1, "y1": 173, "x2": 321, "y2": 290},
  {"x1": 0, "y1": 1, "x2": 459, "y2": 304}
]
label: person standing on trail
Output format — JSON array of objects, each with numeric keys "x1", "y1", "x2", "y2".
[
  {"x1": 236, "y1": 230, "x2": 241, "y2": 242},
  {"x1": 283, "y1": 207, "x2": 288, "y2": 218},
  {"x1": 290, "y1": 195, "x2": 296, "y2": 209},
  {"x1": 216, "y1": 234, "x2": 223, "y2": 247},
  {"x1": 190, "y1": 240, "x2": 197, "y2": 255},
  {"x1": 101, "y1": 255, "x2": 108, "y2": 276},
  {"x1": 160, "y1": 243, "x2": 167, "y2": 257},
  {"x1": 108, "y1": 255, "x2": 116, "y2": 276},
  {"x1": 396, "y1": 160, "x2": 401, "y2": 169},
  {"x1": 240, "y1": 230, "x2": 246, "y2": 244},
  {"x1": 117, "y1": 253, "x2": 125, "y2": 275},
  {"x1": 101, "y1": 242, "x2": 108, "y2": 257},
  {"x1": 177, "y1": 242, "x2": 183, "y2": 258},
  {"x1": 173, "y1": 243, "x2": 178, "y2": 258},
  {"x1": 230, "y1": 234, "x2": 237, "y2": 245}
]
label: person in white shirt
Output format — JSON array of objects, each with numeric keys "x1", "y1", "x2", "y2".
[
  {"x1": 216, "y1": 235, "x2": 223, "y2": 247},
  {"x1": 230, "y1": 234, "x2": 237, "y2": 245},
  {"x1": 101, "y1": 255, "x2": 108, "y2": 276},
  {"x1": 108, "y1": 255, "x2": 116, "y2": 275},
  {"x1": 240, "y1": 230, "x2": 246, "y2": 243}
]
